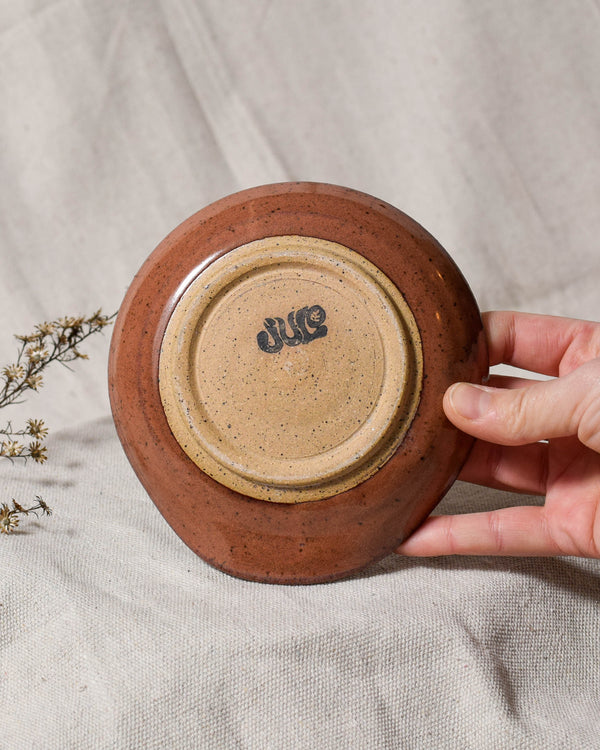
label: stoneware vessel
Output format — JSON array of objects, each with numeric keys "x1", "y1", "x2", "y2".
[{"x1": 109, "y1": 182, "x2": 488, "y2": 584}]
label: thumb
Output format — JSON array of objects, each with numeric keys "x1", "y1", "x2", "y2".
[{"x1": 444, "y1": 360, "x2": 600, "y2": 452}]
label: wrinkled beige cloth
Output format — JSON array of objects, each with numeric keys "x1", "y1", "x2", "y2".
[{"x1": 1, "y1": 2, "x2": 599, "y2": 748}]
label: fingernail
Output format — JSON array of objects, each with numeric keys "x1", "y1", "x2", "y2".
[{"x1": 448, "y1": 383, "x2": 492, "y2": 420}]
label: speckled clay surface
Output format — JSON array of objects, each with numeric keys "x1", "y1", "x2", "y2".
[
  {"x1": 109, "y1": 182, "x2": 488, "y2": 584},
  {"x1": 158, "y1": 235, "x2": 423, "y2": 503}
]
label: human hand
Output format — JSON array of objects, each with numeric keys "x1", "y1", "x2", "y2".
[{"x1": 397, "y1": 311, "x2": 600, "y2": 558}]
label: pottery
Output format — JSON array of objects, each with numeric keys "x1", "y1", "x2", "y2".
[{"x1": 109, "y1": 182, "x2": 488, "y2": 584}]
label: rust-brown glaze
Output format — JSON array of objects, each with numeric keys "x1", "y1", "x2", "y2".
[{"x1": 109, "y1": 183, "x2": 488, "y2": 584}]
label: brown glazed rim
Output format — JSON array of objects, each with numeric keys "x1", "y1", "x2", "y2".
[{"x1": 109, "y1": 182, "x2": 488, "y2": 584}]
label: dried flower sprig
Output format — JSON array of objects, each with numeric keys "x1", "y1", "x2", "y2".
[
  {"x1": 1, "y1": 310, "x2": 114, "y2": 408},
  {"x1": 1, "y1": 419, "x2": 49, "y2": 463},
  {"x1": 1, "y1": 309, "x2": 115, "y2": 533},
  {"x1": 0, "y1": 496, "x2": 52, "y2": 534}
]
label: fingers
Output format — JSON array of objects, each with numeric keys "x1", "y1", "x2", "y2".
[
  {"x1": 486, "y1": 374, "x2": 543, "y2": 390},
  {"x1": 413, "y1": 312, "x2": 600, "y2": 559},
  {"x1": 483, "y1": 311, "x2": 600, "y2": 376},
  {"x1": 458, "y1": 440, "x2": 548, "y2": 495},
  {"x1": 444, "y1": 360, "x2": 600, "y2": 452},
  {"x1": 395, "y1": 506, "x2": 560, "y2": 557},
  {"x1": 398, "y1": 437, "x2": 600, "y2": 558}
]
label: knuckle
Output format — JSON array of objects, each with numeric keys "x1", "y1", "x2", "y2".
[
  {"x1": 576, "y1": 361, "x2": 600, "y2": 452},
  {"x1": 565, "y1": 323, "x2": 600, "y2": 371},
  {"x1": 486, "y1": 513, "x2": 504, "y2": 554},
  {"x1": 578, "y1": 403, "x2": 600, "y2": 453},
  {"x1": 443, "y1": 516, "x2": 459, "y2": 555},
  {"x1": 552, "y1": 501, "x2": 600, "y2": 558},
  {"x1": 496, "y1": 388, "x2": 531, "y2": 442}
]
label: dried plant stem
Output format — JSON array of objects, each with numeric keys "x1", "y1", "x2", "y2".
[
  {"x1": 0, "y1": 496, "x2": 52, "y2": 534},
  {"x1": 0, "y1": 311, "x2": 115, "y2": 408},
  {"x1": 1, "y1": 309, "x2": 115, "y2": 533}
]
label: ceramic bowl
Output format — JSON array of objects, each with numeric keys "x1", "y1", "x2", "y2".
[{"x1": 109, "y1": 183, "x2": 488, "y2": 584}]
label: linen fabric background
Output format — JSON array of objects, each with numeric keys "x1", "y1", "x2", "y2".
[{"x1": 1, "y1": 2, "x2": 599, "y2": 748}]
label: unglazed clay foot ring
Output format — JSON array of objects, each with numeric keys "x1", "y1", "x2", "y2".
[
  {"x1": 158, "y1": 235, "x2": 423, "y2": 503},
  {"x1": 109, "y1": 183, "x2": 488, "y2": 584}
]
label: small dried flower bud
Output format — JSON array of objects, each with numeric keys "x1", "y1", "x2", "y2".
[
  {"x1": 15, "y1": 334, "x2": 39, "y2": 343},
  {"x1": 35, "y1": 496, "x2": 52, "y2": 516},
  {"x1": 87, "y1": 310, "x2": 110, "y2": 327},
  {"x1": 0, "y1": 504, "x2": 19, "y2": 534},
  {"x1": 28, "y1": 441, "x2": 48, "y2": 464},
  {"x1": 2, "y1": 364, "x2": 25, "y2": 381},
  {"x1": 35, "y1": 322, "x2": 56, "y2": 337},
  {"x1": 58, "y1": 316, "x2": 85, "y2": 332},
  {"x1": 26, "y1": 419, "x2": 48, "y2": 438},
  {"x1": 25, "y1": 374, "x2": 43, "y2": 390},
  {"x1": 25, "y1": 346, "x2": 48, "y2": 363},
  {"x1": 1, "y1": 440, "x2": 24, "y2": 457}
]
